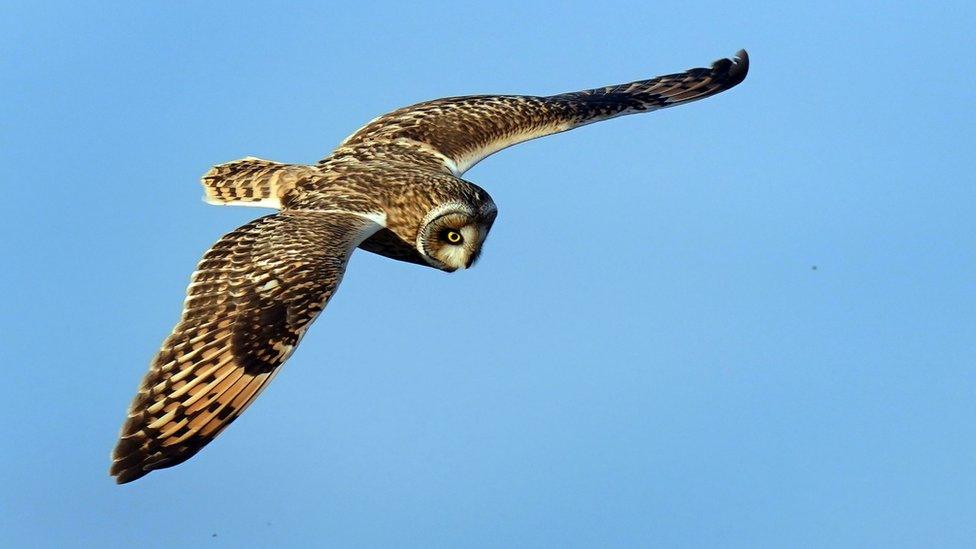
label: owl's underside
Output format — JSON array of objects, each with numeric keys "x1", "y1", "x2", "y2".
[{"x1": 111, "y1": 50, "x2": 749, "y2": 483}]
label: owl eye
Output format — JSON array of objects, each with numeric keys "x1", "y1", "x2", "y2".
[{"x1": 444, "y1": 230, "x2": 463, "y2": 244}]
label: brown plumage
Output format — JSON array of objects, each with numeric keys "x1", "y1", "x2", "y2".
[
  {"x1": 201, "y1": 157, "x2": 322, "y2": 208},
  {"x1": 111, "y1": 50, "x2": 749, "y2": 483},
  {"x1": 331, "y1": 49, "x2": 749, "y2": 175},
  {"x1": 111, "y1": 212, "x2": 378, "y2": 483}
]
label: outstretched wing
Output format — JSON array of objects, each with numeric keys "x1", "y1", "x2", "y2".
[
  {"x1": 110, "y1": 210, "x2": 381, "y2": 483},
  {"x1": 328, "y1": 50, "x2": 748, "y2": 175}
]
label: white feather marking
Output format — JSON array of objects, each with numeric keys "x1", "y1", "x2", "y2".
[
  {"x1": 307, "y1": 209, "x2": 386, "y2": 229},
  {"x1": 460, "y1": 225, "x2": 478, "y2": 244},
  {"x1": 452, "y1": 122, "x2": 570, "y2": 174},
  {"x1": 202, "y1": 195, "x2": 282, "y2": 209},
  {"x1": 394, "y1": 138, "x2": 460, "y2": 174},
  {"x1": 438, "y1": 244, "x2": 468, "y2": 270},
  {"x1": 358, "y1": 211, "x2": 388, "y2": 227}
]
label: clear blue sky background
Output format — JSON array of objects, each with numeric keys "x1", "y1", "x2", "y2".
[{"x1": 2, "y1": 2, "x2": 974, "y2": 547}]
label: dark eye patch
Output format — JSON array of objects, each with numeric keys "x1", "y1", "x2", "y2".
[{"x1": 442, "y1": 229, "x2": 463, "y2": 244}]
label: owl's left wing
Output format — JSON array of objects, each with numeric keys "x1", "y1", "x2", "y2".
[
  {"x1": 327, "y1": 50, "x2": 748, "y2": 175},
  {"x1": 110, "y1": 210, "x2": 380, "y2": 484}
]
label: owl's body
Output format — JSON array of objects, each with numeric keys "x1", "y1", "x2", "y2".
[{"x1": 111, "y1": 50, "x2": 749, "y2": 483}]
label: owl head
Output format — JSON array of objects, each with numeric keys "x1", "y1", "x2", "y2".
[{"x1": 417, "y1": 199, "x2": 497, "y2": 272}]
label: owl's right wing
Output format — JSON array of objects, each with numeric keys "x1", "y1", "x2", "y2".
[
  {"x1": 327, "y1": 50, "x2": 748, "y2": 175},
  {"x1": 110, "y1": 210, "x2": 381, "y2": 484}
]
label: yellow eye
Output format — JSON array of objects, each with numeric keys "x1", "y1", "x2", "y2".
[{"x1": 445, "y1": 230, "x2": 463, "y2": 244}]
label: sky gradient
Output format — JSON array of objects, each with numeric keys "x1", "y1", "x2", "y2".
[{"x1": 3, "y1": 2, "x2": 974, "y2": 547}]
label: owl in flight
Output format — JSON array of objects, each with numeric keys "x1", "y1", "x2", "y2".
[{"x1": 111, "y1": 50, "x2": 749, "y2": 483}]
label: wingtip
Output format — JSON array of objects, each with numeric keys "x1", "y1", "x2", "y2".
[
  {"x1": 109, "y1": 462, "x2": 145, "y2": 484},
  {"x1": 109, "y1": 431, "x2": 152, "y2": 484},
  {"x1": 110, "y1": 450, "x2": 156, "y2": 484},
  {"x1": 728, "y1": 49, "x2": 749, "y2": 85},
  {"x1": 112, "y1": 471, "x2": 147, "y2": 484},
  {"x1": 111, "y1": 471, "x2": 134, "y2": 485}
]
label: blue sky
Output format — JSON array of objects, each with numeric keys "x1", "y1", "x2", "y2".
[{"x1": 2, "y1": 1, "x2": 974, "y2": 547}]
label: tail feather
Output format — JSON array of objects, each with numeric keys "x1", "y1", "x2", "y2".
[{"x1": 200, "y1": 157, "x2": 317, "y2": 209}]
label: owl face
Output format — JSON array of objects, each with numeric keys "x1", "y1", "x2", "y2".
[{"x1": 417, "y1": 202, "x2": 496, "y2": 272}]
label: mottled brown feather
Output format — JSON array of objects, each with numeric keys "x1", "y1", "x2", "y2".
[
  {"x1": 201, "y1": 158, "x2": 323, "y2": 208},
  {"x1": 110, "y1": 211, "x2": 380, "y2": 483},
  {"x1": 327, "y1": 50, "x2": 748, "y2": 175},
  {"x1": 112, "y1": 50, "x2": 749, "y2": 483}
]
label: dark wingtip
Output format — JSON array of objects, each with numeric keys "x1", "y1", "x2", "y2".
[
  {"x1": 110, "y1": 462, "x2": 148, "y2": 484},
  {"x1": 110, "y1": 456, "x2": 148, "y2": 484},
  {"x1": 726, "y1": 49, "x2": 749, "y2": 86}
]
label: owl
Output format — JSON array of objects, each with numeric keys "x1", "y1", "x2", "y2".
[{"x1": 111, "y1": 50, "x2": 749, "y2": 483}]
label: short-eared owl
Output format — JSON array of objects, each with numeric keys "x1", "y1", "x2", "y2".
[{"x1": 111, "y1": 50, "x2": 749, "y2": 483}]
